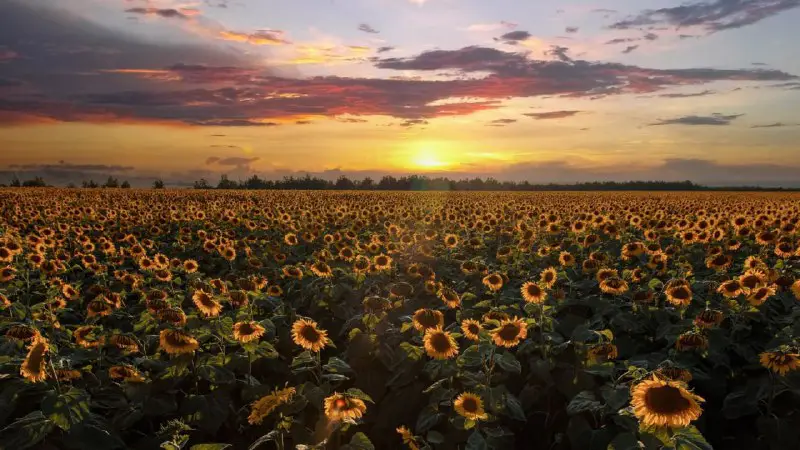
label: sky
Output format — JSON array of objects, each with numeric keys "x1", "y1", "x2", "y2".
[{"x1": 1, "y1": 0, "x2": 799, "y2": 186}]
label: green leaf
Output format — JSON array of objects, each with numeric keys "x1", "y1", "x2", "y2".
[
  {"x1": 466, "y1": 430, "x2": 488, "y2": 450},
  {"x1": 458, "y1": 345, "x2": 483, "y2": 368},
  {"x1": 248, "y1": 431, "x2": 279, "y2": 450},
  {"x1": 415, "y1": 406, "x2": 442, "y2": 433},
  {"x1": 494, "y1": 352, "x2": 521, "y2": 374},
  {"x1": 566, "y1": 391, "x2": 603, "y2": 416},
  {"x1": 504, "y1": 393, "x2": 526, "y2": 421},
  {"x1": 0, "y1": 411, "x2": 55, "y2": 450},
  {"x1": 347, "y1": 432, "x2": 375, "y2": 450},
  {"x1": 648, "y1": 279, "x2": 663, "y2": 290},
  {"x1": 400, "y1": 342, "x2": 424, "y2": 361},
  {"x1": 346, "y1": 388, "x2": 374, "y2": 403},
  {"x1": 191, "y1": 444, "x2": 233, "y2": 450},
  {"x1": 180, "y1": 391, "x2": 230, "y2": 434},
  {"x1": 426, "y1": 430, "x2": 445, "y2": 444},
  {"x1": 673, "y1": 426, "x2": 713, "y2": 450},
  {"x1": 608, "y1": 432, "x2": 639, "y2": 450},
  {"x1": 197, "y1": 365, "x2": 236, "y2": 385},
  {"x1": 323, "y1": 357, "x2": 353, "y2": 374},
  {"x1": 42, "y1": 387, "x2": 91, "y2": 431}
]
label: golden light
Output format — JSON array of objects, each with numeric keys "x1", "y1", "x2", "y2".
[{"x1": 409, "y1": 143, "x2": 452, "y2": 170}]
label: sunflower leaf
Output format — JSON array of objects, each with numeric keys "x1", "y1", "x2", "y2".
[{"x1": 345, "y1": 388, "x2": 374, "y2": 403}]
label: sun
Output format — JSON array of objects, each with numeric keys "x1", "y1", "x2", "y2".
[{"x1": 410, "y1": 144, "x2": 452, "y2": 170}]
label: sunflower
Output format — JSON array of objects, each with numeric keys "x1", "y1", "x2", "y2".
[
  {"x1": 743, "y1": 255, "x2": 766, "y2": 271},
  {"x1": 665, "y1": 282, "x2": 692, "y2": 307},
  {"x1": 229, "y1": 290, "x2": 249, "y2": 308},
  {"x1": 267, "y1": 285, "x2": 283, "y2": 297},
  {"x1": 675, "y1": 332, "x2": 709, "y2": 352},
  {"x1": 491, "y1": 317, "x2": 528, "y2": 348},
  {"x1": 412, "y1": 308, "x2": 444, "y2": 332},
  {"x1": 443, "y1": 234, "x2": 459, "y2": 248},
  {"x1": 109, "y1": 334, "x2": 140, "y2": 353},
  {"x1": 191, "y1": 289, "x2": 221, "y2": 318},
  {"x1": 482, "y1": 273, "x2": 504, "y2": 292},
  {"x1": 453, "y1": 392, "x2": 488, "y2": 421},
  {"x1": 183, "y1": 259, "x2": 199, "y2": 273},
  {"x1": 558, "y1": 251, "x2": 575, "y2": 267},
  {"x1": 521, "y1": 281, "x2": 547, "y2": 304},
  {"x1": 596, "y1": 268, "x2": 618, "y2": 282},
  {"x1": 792, "y1": 279, "x2": 800, "y2": 300},
  {"x1": 630, "y1": 376, "x2": 704, "y2": 428},
  {"x1": 310, "y1": 261, "x2": 333, "y2": 278},
  {"x1": 587, "y1": 343, "x2": 618, "y2": 363},
  {"x1": 759, "y1": 350, "x2": 800, "y2": 376},
  {"x1": 248, "y1": 386, "x2": 296, "y2": 425},
  {"x1": 717, "y1": 280, "x2": 744, "y2": 298},
  {"x1": 233, "y1": 321, "x2": 266, "y2": 343},
  {"x1": 746, "y1": 285, "x2": 776, "y2": 306},
  {"x1": 389, "y1": 282, "x2": 414, "y2": 299},
  {"x1": 20, "y1": 337, "x2": 49, "y2": 383},
  {"x1": 87, "y1": 298, "x2": 113, "y2": 318},
  {"x1": 461, "y1": 319, "x2": 483, "y2": 341},
  {"x1": 739, "y1": 269, "x2": 767, "y2": 291},
  {"x1": 108, "y1": 365, "x2": 145, "y2": 382},
  {"x1": 599, "y1": 277, "x2": 628, "y2": 295},
  {"x1": 324, "y1": 392, "x2": 367, "y2": 422},
  {"x1": 655, "y1": 367, "x2": 693, "y2": 383},
  {"x1": 159, "y1": 329, "x2": 199, "y2": 355},
  {"x1": 282, "y1": 265, "x2": 304, "y2": 280},
  {"x1": 6, "y1": 324, "x2": 40, "y2": 342},
  {"x1": 74, "y1": 325, "x2": 104, "y2": 348},
  {"x1": 291, "y1": 318, "x2": 329, "y2": 352},
  {"x1": 396, "y1": 426, "x2": 420, "y2": 450},
  {"x1": 540, "y1": 267, "x2": 558, "y2": 288},
  {"x1": 460, "y1": 260, "x2": 478, "y2": 275},
  {"x1": 56, "y1": 369, "x2": 83, "y2": 382},
  {"x1": 423, "y1": 327, "x2": 459, "y2": 359},
  {"x1": 693, "y1": 309, "x2": 723, "y2": 329},
  {"x1": 373, "y1": 254, "x2": 393, "y2": 271},
  {"x1": 0, "y1": 265, "x2": 16, "y2": 283},
  {"x1": 158, "y1": 307, "x2": 187, "y2": 326}
]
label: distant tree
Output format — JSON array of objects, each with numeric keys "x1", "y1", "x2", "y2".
[
  {"x1": 22, "y1": 177, "x2": 47, "y2": 187},
  {"x1": 359, "y1": 177, "x2": 374, "y2": 190},
  {"x1": 120, "y1": 180, "x2": 131, "y2": 189},
  {"x1": 9, "y1": 176, "x2": 21, "y2": 187},
  {"x1": 217, "y1": 175, "x2": 238, "y2": 190},
  {"x1": 82, "y1": 179, "x2": 99, "y2": 188},
  {"x1": 103, "y1": 176, "x2": 119, "y2": 188},
  {"x1": 152, "y1": 179, "x2": 165, "y2": 189},
  {"x1": 66, "y1": 182, "x2": 77, "y2": 188},
  {"x1": 193, "y1": 178, "x2": 211, "y2": 189},
  {"x1": 334, "y1": 175, "x2": 356, "y2": 190}
]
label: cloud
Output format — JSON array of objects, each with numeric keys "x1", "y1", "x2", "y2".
[
  {"x1": 524, "y1": 110, "x2": 583, "y2": 120},
  {"x1": 495, "y1": 30, "x2": 533, "y2": 44},
  {"x1": 605, "y1": 38, "x2": 638, "y2": 45},
  {"x1": 622, "y1": 45, "x2": 639, "y2": 54},
  {"x1": 649, "y1": 113, "x2": 744, "y2": 126},
  {"x1": 358, "y1": 23, "x2": 379, "y2": 34},
  {"x1": 125, "y1": 7, "x2": 191, "y2": 20},
  {"x1": 487, "y1": 118, "x2": 517, "y2": 126},
  {"x1": 465, "y1": 21, "x2": 518, "y2": 32},
  {"x1": 610, "y1": 0, "x2": 800, "y2": 33},
  {"x1": 643, "y1": 32, "x2": 659, "y2": 41},
  {"x1": 9, "y1": 162, "x2": 135, "y2": 172},
  {"x1": 377, "y1": 46, "x2": 395, "y2": 53},
  {"x1": 658, "y1": 90, "x2": 716, "y2": 98},
  {"x1": 218, "y1": 30, "x2": 290, "y2": 45},
  {"x1": 750, "y1": 122, "x2": 800, "y2": 128},
  {"x1": 565, "y1": 27, "x2": 579, "y2": 33},
  {"x1": 545, "y1": 45, "x2": 572, "y2": 62},
  {"x1": 399, "y1": 118, "x2": 428, "y2": 127},
  {"x1": 207, "y1": 156, "x2": 260, "y2": 166}
]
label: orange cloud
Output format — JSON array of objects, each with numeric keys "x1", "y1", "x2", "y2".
[{"x1": 218, "y1": 30, "x2": 290, "y2": 45}]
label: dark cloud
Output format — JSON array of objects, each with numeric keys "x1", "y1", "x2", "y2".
[
  {"x1": 190, "y1": 119, "x2": 280, "y2": 127},
  {"x1": 770, "y1": 81, "x2": 800, "y2": 90},
  {"x1": 399, "y1": 119, "x2": 428, "y2": 127},
  {"x1": 592, "y1": 9, "x2": 618, "y2": 14},
  {"x1": 9, "y1": 162, "x2": 135, "y2": 172},
  {"x1": 377, "y1": 46, "x2": 395, "y2": 53},
  {"x1": 295, "y1": 120, "x2": 312, "y2": 125},
  {"x1": 750, "y1": 122, "x2": 800, "y2": 128},
  {"x1": 125, "y1": 7, "x2": 190, "y2": 20},
  {"x1": 207, "y1": 156, "x2": 260, "y2": 166},
  {"x1": 658, "y1": 90, "x2": 716, "y2": 98},
  {"x1": 610, "y1": 0, "x2": 800, "y2": 33},
  {"x1": 643, "y1": 32, "x2": 659, "y2": 40},
  {"x1": 546, "y1": 45, "x2": 572, "y2": 62},
  {"x1": 495, "y1": 30, "x2": 532, "y2": 44},
  {"x1": 524, "y1": 110, "x2": 582, "y2": 120},
  {"x1": 605, "y1": 38, "x2": 638, "y2": 45},
  {"x1": 565, "y1": 26, "x2": 579, "y2": 33},
  {"x1": 487, "y1": 118, "x2": 517, "y2": 126},
  {"x1": 649, "y1": 113, "x2": 744, "y2": 126},
  {"x1": 622, "y1": 45, "x2": 639, "y2": 54},
  {"x1": 358, "y1": 23, "x2": 379, "y2": 33}
]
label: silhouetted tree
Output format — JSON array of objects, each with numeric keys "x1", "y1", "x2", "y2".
[
  {"x1": 152, "y1": 179, "x2": 165, "y2": 189},
  {"x1": 217, "y1": 175, "x2": 238, "y2": 190},
  {"x1": 22, "y1": 177, "x2": 47, "y2": 187},
  {"x1": 103, "y1": 176, "x2": 119, "y2": 188},
  {"x1": 10, "y1": 176, "x2": 21, "y2": 187},
  {"x1": 121, "y1": 180, "x2": 131, "y2": 189},
  {"x1": 82, "y1": 180, "x2": 99, "y2": 188},
  {"x1": 334, "y1": 175, "x2": 356, "y2": 190}
]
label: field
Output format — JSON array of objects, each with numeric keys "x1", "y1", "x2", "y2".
[{"x1": 1, "y1": 189, "x2": 799, "y2": 450}]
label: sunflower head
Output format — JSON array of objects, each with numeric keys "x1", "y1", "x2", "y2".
[
  {"x1": 630, "y1": 376, "x2": 704, "y2": 428},
  {"x1": 291, "y1": 318, "x2": 329, "y2": 352},
  {"x1": 437, "y1": 287, "x2": 461, "y2": 308},
  {"x1": 675, "y1": 332, "x2": 709, "y2": 352},
  {"x1": 324, "y1": 393, "x2": 367, "y2": 422},
  {"x1": 491, "y1": 317, "x2": 528, "y2": 348},
  {"x1": 461, "y1": 319, "x2": 483, "y2": 341},
  {"x1": 759, "y1": 350, "x2": 800, "y2": 376},
  {"x1": 423, "y1": 327, "x2": 459, "y2": 360},
  {"x1": 248, "y1": 386, "x2": 296, "y2": 425},
  {"x1": 412, "y1": 308, "x2": 444, "y2": 332},
  {"x1": 693, "y1": 309, "x2": 723, "y2": 329},
  {"x1": 521, "y1": 281, "x2": 547, "y2": 304},
  {"x1": 482, "y1": 273, "x2": 504, "y2": 292},
  {"x1": 159, "y1": 329, "x2": 199, "y2": 355},
  {"x1": 454, "y1": 392, "x2": 488, "y2": 421},
  {"x1": 233, "y1": 321, "x2": 266, "y2": 343},
  {"x1": 587, "y1": 343, "x2": 618, "y2": 363}
]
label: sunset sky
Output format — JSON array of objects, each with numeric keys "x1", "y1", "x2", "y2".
[{"x1": 1, "y1": 0, "x2": 799, "y2": 186}]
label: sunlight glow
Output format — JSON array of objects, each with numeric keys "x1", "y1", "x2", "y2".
[{"x1": 410, "y1": 144, "x2": 452, "y2": 170}]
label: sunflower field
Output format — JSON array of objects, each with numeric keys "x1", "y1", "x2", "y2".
[{"x1": 1, "y1": 189, "x2": 799, "y2": 450}]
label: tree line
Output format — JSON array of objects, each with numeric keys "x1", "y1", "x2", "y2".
[{"x1": 2, "y1": 174, "x2": 796, "y2": 191}]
